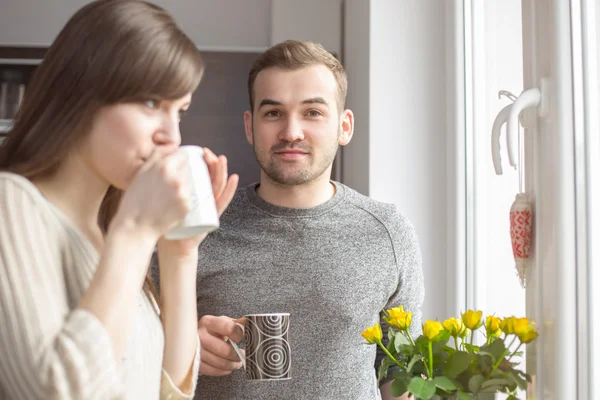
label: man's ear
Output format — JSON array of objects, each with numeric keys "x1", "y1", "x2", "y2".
[
  {"x1": 244, "y1": 111, "x2": 253, "y2": 145},
  {"x1": 338, "y1": 109, "x2": 354, "y2": 146}
]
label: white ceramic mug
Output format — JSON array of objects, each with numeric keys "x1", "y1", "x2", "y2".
[{"x1": 164, "y1": 145, "x2": 219, "y2": 240}]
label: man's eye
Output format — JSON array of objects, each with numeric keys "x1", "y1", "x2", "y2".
[
  {"x1": 265, "y1": 110, "x2": 280, "y2": 117},
  {"x1": 144, "y1": 99, "x2": 159, "y2": 109},
  {"x1": 178, "y1": 109, "x2": 188, "y2": 121},
  {"x1": 306, "y1": 110, "x2": 322, "y2": 117}
]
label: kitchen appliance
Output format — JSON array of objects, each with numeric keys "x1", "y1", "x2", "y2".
[{"x1": 0, "y1": 47, "x2": 42, "y2": 144}]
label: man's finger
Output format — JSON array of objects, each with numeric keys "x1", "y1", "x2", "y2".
[
  {"x1": 199, "y1": 332, "x2": 243, "y2": 361},
  {"x1": 199, "y1": 362, "x2": 236, "y2": 377},
  {"x1": 201, "y1": 315, "x2": 241, "y2": 338}
]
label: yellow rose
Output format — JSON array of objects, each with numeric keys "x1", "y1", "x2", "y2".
[
  {"x1": 501, "y1": 317, "x2": 517, "y2": 335},
  {"x1": 422, "y1": 320, "x2": 444, "y2": 341},
  {"x1": 458, "y1": 323, "x2": 468, "y2": 338},
  {"x1": 362, "y1": 323, "x2": 383, "y2": 344},
  {"x1": 513, "y1": 318, "x2": 538, "y2": 343},
  {"x1": 518, "y1": 329, "x2": 538, "y2": 343},
  {"x1": 485, "y1": 316, "x2": 502, "y2": 338},
  {"x1": 384, "y1": 306, "x2": 413, "y2": 331},
  {"x1": 461, "y1": 310, "x2": 483, "y2": 330},
  {"x1": 513, "y1": 318, "x2": 531, "y2": 335},
  {"x1": 443, "y1": 317, "x2": 465, "y2": 337}
]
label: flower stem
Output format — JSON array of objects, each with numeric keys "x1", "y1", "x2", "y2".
[
  {"x1": 487, "y1": 335, "x2": 519, "y2": 377},
  {"x1": 453, "y1": 336, "x2": 459, "y2": 351},
  {"x1": 470, "y1": 329, "x2": 474, "y2": 346},
  {"x1": 492, "y1": 349, "x2": 508, "y2": 369},
  {"x1": 506, "y1": 335, "x2": 517, "y2": 348},
  {"x1": 428, "y1": 342, "x2": 433, "y2": 379},
  {"x1": 406, "y1": 330, "x2": 416, "y2": 347},
  {"x1": 507, "y1": 342, "x2": 524, "y2": 363},
  {"x1": 376, "y1": 340, "x2": 404, "y2": 369}
]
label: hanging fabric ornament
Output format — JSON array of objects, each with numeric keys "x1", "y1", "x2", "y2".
[{"x1": 510, "y1": 193, "x2": 532, "y2": 288}]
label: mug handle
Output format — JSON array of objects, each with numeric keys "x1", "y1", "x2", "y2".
[{"x1": 224, "y1": 322, "x2": 246, "y2": 369}]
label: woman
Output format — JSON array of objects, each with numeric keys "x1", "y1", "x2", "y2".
[{"x1": 0, "y1": 1, "x2": 238, "y2": 399}]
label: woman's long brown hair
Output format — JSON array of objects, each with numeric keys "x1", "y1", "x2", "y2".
[{"x1": 0, "y1": 0, "x2": 205, "y2": 304}]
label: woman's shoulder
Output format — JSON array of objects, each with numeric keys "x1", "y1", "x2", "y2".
[
  {"x1": 0, "y1": 172, "x2": 61, "y2": 227},
  {"x1": 0, "y1": 172, "x2": 45, "y2": 202}
]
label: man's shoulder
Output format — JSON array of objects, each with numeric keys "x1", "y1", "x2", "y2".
[{"x1": 340, "y1": 183, "x2": 415, "y2": 235}]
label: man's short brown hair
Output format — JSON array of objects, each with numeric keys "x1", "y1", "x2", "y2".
[{"x1": 247, "y1": 40, "x2": 348, "y2": 113}]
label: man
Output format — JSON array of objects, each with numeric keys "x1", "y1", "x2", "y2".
[{"x1": 195, "y1": 40, "x2": 424, "y2": 400}]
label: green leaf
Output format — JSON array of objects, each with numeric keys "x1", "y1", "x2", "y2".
[
  {"x1": 463, "y1": 343, "x2": 480, "y2": 354},
  {"x1": 480, "y1": 338, "x2": 506, "y2": 362},
  {"x1": 397, "y1": 344, "x2": 415, "y2": 355},
  {"x1": 432, "y1": 350, "x2": 450, "y2": 375},
  {"x1": 407, "y1": 377, "x2": 437, "y2": 400},
  {"x1": 452, "y1": 379, "x2": 465, "y2": 391},
  {"x1": 410, "y1": 361, "x2": 428, "y2": 376},
  {"x1": 390, "y1": 378, "x2": 408, "y2": 397},
  {"x1": 432, "y1": 376, "x2": 457, "y2": 391},
  {"x1": 393, "y1": 371, "x2": 412, "y2": 383},
  {"x1": 407, "y1": 354, "x2": 422, "y2": 373},
  {"x1": 387, "y1": 324, "x2": 395, "y2": 341},
  {"x1": 512, "y1": 371, "x2": 529, "y2": 389},
  {"x1": 415, "y1": 336, "x2": 429, "y2": 355},
  {"x1": 468, "y1": 374, "x2": 485, "y2": 393},
  {"x1": 499, "y1": 371, "x2": 519, "y2": 390},
  {"x1": 444, "y1": 351, "x2": 473, "y2": 378},
  {"x1": 377, "y1": 356, "x2": 395, "y2": 383},
  {"x1": 456, "y1": 391, "x2": 474, "y2": 400},
  {"x1": 394, "y1": 333, "x2": 410, "y2": 353},
  {"x1": 475, "y1": 354, "x2": 493, "y2": 375},
  {"x1": 386, "y1": 333, "x2": 396, "y2": 351},
  {"x1": 432, "y1": 338, "x2": 450, "y2": 353},
  {"x1": 480, "y1": 385, "x2": 504, "y2": 393},
  {"x1": 442, "y1": 344, "x2": 458, "y2": 355},
  {"x1": 433, "y1": 329, "x2": 451, "y2": 343}
]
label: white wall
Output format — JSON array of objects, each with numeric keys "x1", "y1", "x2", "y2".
[
  {"x1": 344, "y1": 0, "x2": 449, "y2": 321},
  {"x1": 0, "y1": 0, "x2": 272, "y2": 49},
  {"x1": 342, "y1": 0, "x2": 370, "y2": 195},
  {"x1": 271, "y1": 0, "x2": 342, "y2": 55},
  {"x1": 157, "y1": 0, "x2": 271, "y2": 50},
  {"x1": 0, "y1": 0, "x2": 346, "y2": 52}
]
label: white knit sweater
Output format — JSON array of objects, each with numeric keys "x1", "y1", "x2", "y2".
[{"x1": 0, "y1": 172, "x2": 200, "y2": 400}]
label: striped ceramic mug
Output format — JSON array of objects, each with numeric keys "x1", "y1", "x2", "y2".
[{"x1": 227, "y1": 313, "x2": 291, "y2": 380}]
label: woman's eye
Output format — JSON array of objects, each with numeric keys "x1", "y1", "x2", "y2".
[
  {"x1": 144, "y1": 99, "x2": 159, "y2": 109},
  {"x1": 178, "y1": 109, "x2": 188, "y2": 121}
]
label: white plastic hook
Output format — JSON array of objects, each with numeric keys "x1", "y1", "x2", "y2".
[
  {"x1": 491, "y1": 90, "x2": 519, "y2": 175},
  {"x1": 507, "y1": 88, "x2": 541, "y2": 168},
  {"x1": 491, "y1": 104, "x2": 513, "y2": 175},
  {"x1": 506, "y1": 78, "x2": 549, "y2": 168}
]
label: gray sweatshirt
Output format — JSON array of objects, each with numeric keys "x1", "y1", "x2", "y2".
[{"x1": 194, "y1": 181, "x2": 424, "y2": 400}]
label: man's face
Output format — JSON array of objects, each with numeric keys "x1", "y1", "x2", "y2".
[{"x1": 244, "y1": 65, "x2": 352, "y2": 186}]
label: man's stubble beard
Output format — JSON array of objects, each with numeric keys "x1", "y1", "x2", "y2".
[{"x1": 251, "y1": 128, "x2": 340, "y2": 187}]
